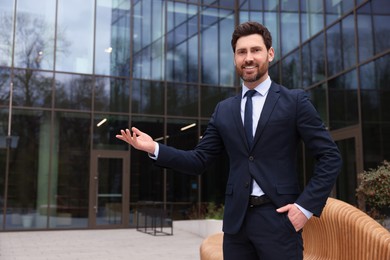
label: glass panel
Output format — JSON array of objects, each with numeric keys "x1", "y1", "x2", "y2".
[
  {"x1": 5, "y1": 109, "x2": 49, "y2": 230},
  {"x1": 166, "y1": 3, "x2": 198, "y2": 83},
  {"x1": 166, "y1": 118, "x2": 199, "y2": 219},
  {"x1": 264, "y1": 11, "x2": 279, "y2": 61},
  {"x1": 372, "y1": 0, "x2": 390, "y2": 55},
  {"x1": 303, "y1": 33, "x2": 325, "y2": 87},
  {"x1": 52, "y1": 111, "x2": 90, "y2": 228},
  {"x1": 131, "y1": 80, "x2": 164, "y2": 115},
  {"x1": 96, "y1": 157, "x2": 123, "y2": 225},
  {"x1": 14, "y1": 0, "x2": 56, "y2": 70},
  {"x1": 327, "y1": 15, "x2": 356, "y2": 77},
  {"x1": 281, "y1": 0, "x2": 299, "y2": 55},
  {"x1": 0, "y1": 0, "x2": 14, "y2": 67},
  {"x1": 307, "y1": 84, "x2": 328, "y2": 126},
  {"x1": 300, "y1": 0, "x2": 324, "y2": 42},
  {"x1": 200, "y1": 85, "x2": 236, "y2": 118},
  {"x1": 167, "y1": 83, "x2": 198, "y2": 117},
  {"x1": 357, "y1": 2, "x2": 374, "y2": 62},
  {"x1": 56, "y1": 0, "x2": 94, "y2": 73},
  {"x1": 0, "y1": 68, "x2": 11, "y2": 107},
  {"x1": 95, "y1": 0, "x2": 131, "y2": 77},
  {"x1": 326, "y1": 23, "x2": 342, "y2": 77},
  {"x1": 129, "y1": 116, "x2": 164, "y2": 226},
  {"x1": 325, "y1": 0, "x2": 355, "y2": 26},
  {"x1": 12, "y1": 69, "x2": 53, "y2": 108},
  {"x1": 281, "y1": 9, "x2": 299, "y2": 55},
  {"x1": 201, "y1": 8, "x2": 234, "y2": 85},
  {"x1": 200, "y1": 119, "x2": 229, "y2": 208},
  {"x1": 93, "y1": 114, "x2": 129, "y2": 150},
  {"x1": 360, "y1": 55, "x2": 390, "y2": 167},
  {"x1": 54, "y1": 73, "x2": 93, "y2": 111},
  {"x1": 281, "y1": 49, "x2": 301, "y2": 89},
  {"x1": 133, "y1": 0, "x2": 165, "y2": 80},
  {"x1": 342, "y1": 14, "x2": 356, "y2": 69},
  {"x1": 335, "y1": 138, "x2": 357, "y2": 206},
  {"x1": 328, "y1": 70, "x2": 358, "y2": 130},
  {"x1": 94, "y1": 77, "x2": 129, "y2": 113}
]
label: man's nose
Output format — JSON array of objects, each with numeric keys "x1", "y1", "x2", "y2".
[{"x1": 244, "y1": 52, "x2": 254, "y2": 62}]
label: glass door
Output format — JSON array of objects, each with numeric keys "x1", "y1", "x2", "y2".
[
  {"x1": 90, "y1": 151, "x2": 129, "y2": 228},
  {"x1": 331, "y1": 125, "x2": 364, "y2": 209}
]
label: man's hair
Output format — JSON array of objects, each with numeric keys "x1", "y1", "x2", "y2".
[{"x1": 231, "y1": 21, "x2": 273, "y2": 52}]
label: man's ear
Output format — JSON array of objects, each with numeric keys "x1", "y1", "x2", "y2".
[{"x1": 268, "y1": 47, "x2": 275, "y2": 62}]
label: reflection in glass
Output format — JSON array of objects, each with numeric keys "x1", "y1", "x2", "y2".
[
  {"x1": 325, "y1": 0, "x2": 355, "y2": 26},
  {"x1": 129, "y1": 116, "x2": 164, "y2": 226},
  {"x1": 357, "y1": 3, "x2": 374, "y2": 62},
  {"x1": 0, "y1": 0, "x2": 14, "y2": 67},
  {"x1": 13, "y1": 69, "x2": 53, "y2": 108},
  {"x1": 167, "y1": 83, "x2": 198, "y2": 117},
  {"x1": 52, "y1": 111, "x2": 90, "y2": 228},
  {"x1": 5, "y1": 109, "x2": 49, "y2": 230},
  {"x1": 328, "y1": 70, "x2": 358, "y2": 130},
  {"x1": 264, "y1": 11, "x2": 279, "y2": 61},
  {"x1": 133, "y1": 0, "x2": 165, "y2": 80},
  {"x1": 94, "y1": 77, "x2": 129, "y2": 113},
  {"x1": 302, "y1": 33, "x2": 325, "y2": 87},
  {"x1": 0, "y1": 68, "x2": 11, "y2": 107},
  {"x1": 300, "y1": 0, "x2": 324, "y2": 42},
  {"x1": 95, "y1": 0, "x2": 130, "y2": 77},
  {"x1": 327, "y1": 15, "x2": 356, "y2": 77},
  {"x1": 372, "y1": 0, "x2": 390, "y2": 55},
  {"x1": 93, "y1": 113, "x2": 129, "y2": 150},
  {"x1": 55, "y1": 73, "x2": 93, "y2": 111},
  {"x1": 281, "y1": 50, "x2": 301, "y2": 89},
  {"x1": 335, "y1": 138, "x2": 357, "y2": 205},
  {"x1": 200, "y1": 85, "x2": 236, "y2": 117},
  {"x1": 96, "y1": 157, "x2": 123, "y2": 225},
  {"x1": 166, "y1": 2, "x2": 198, "y2": 82},
  {"x1": 201, "y1": 8, "x2": 234, "y2": 85},
  {"x1": 360, "y1": 55, "x2": 390, "y2": 165},
  {"x1": 281, "y1": 4, "x2": 299, "y2": 55},
  {"x1": 131, "y1": 80, "x2": 164, "y2": 115},
  {"x1": 166, "y1": 118, "x2": 199, "y2": 219},
  {"x1": 307, "y1": 84, "x2": 328, "y2": 126},
  {"x1": 14, "y1": 0, "x2": 55, "y2": 70},
  {"x1": 56, "y1": 0, "x2": 94, "y2": 73}
]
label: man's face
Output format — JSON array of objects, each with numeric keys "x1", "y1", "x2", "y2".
[{"x1": 234, "y1": 34, "x2": 274, "y2": 89}]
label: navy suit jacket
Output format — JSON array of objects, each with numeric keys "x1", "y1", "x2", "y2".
[{"x1": 155, "y1": 82, "x2": 342, "y2": 234}]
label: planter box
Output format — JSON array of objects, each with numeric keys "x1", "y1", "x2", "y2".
[{"x1": 174, "y1": 219, "x2": 222, "y2": 238}]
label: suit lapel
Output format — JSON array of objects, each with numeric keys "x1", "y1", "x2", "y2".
[{"x1": 253, "y1": 83, "x2": 280, "y2": 146}]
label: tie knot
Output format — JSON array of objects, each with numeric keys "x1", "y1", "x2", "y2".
[{"x1": 245, "y1": 89, "x2": 257, "y2": 98}]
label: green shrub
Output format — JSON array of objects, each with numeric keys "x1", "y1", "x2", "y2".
[{"x1": 356, "y1": 160, "x2": 390, "y2": 218}]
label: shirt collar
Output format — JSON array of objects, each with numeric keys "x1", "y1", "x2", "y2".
[{"x1": 242, "y1": 76, "x2": 272, "y2": 98}]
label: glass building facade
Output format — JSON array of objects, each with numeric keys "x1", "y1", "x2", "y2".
[{"x1": 0, "y1": 0, "x2": 389, "y2": 230}]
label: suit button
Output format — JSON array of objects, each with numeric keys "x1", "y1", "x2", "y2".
[
  {"x1": 249, "y1": 156, "x2": 254, "y2": 161},
  {"x1": 245, "y1": 182, "x2": 250, "y2": 188}
]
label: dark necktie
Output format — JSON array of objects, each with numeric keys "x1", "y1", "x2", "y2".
[{"x1": 244, "y1": 90, "x2": 257, "y2": 148}]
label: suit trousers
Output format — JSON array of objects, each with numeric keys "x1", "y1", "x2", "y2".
[{"x1": 223, "y1": 203, "x2": 303, "y2": 260}]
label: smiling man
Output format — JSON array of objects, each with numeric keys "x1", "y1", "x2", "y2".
[{"x1": 116, "y1": 21, "x2": 342, "y2": 260}]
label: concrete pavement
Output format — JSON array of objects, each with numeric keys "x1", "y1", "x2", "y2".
[{"x1": 0, "y1": 227, "x2": 204, "y2": 260}]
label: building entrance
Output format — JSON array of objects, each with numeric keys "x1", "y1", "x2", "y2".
[
  {"x1": 331, "y1": 125, "x2": 364, "y2": 208},
  {"x1": 89, "y1": 150, "x2": 129, "y2": 228}
]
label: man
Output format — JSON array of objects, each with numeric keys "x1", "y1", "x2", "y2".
[{"x1": 116, "y1": 21, "x2": 342, "y2": 260}]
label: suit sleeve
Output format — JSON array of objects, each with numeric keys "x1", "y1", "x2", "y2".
[{"x1": 295, "y1": 91, "x2": 342, "y2": 216}]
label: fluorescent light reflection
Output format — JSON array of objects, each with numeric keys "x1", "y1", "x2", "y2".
[
  {"x1": 180, "y1": 123, "x2": 196, "y2": 131},
  {"x1": 154, "y1": 135, "x2": 170, "y2": 142},
  {"x1": 96, "y1": 118, "x2": 107, "y2": 127}
]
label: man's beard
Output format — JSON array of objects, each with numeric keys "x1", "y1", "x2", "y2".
[{"x1": 237, "y1": 62, "x2": 268, "y2": 83}]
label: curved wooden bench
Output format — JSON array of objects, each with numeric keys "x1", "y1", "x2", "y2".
[{"x1": 199, "y1": 198, "x2": 390, "y2": 260}]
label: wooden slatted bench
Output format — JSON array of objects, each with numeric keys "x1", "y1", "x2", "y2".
[{"x1": 200, "y1": 198, "x2": 390, "y2": 260}]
